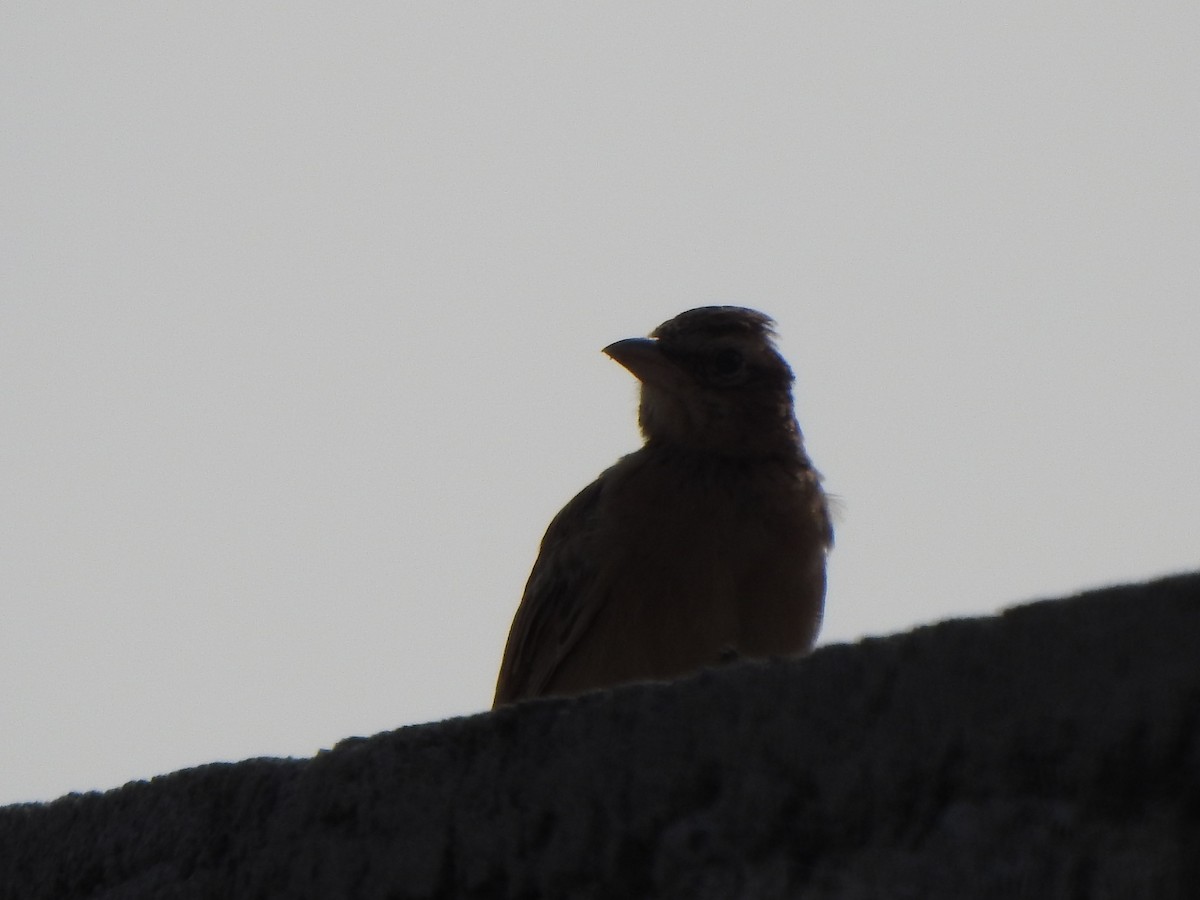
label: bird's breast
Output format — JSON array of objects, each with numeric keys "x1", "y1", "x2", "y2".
[{"x1": 588, "y1": 450, "x2": 829, "y2": 669}]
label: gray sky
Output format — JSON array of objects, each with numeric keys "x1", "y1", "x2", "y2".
[{"x1": 3, "y1": 4, "x2": 1197, "y2": 805}]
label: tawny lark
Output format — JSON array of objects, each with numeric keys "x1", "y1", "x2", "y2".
[{"x1": 494, "y1": 307, "x2": 832, "y2": 706}]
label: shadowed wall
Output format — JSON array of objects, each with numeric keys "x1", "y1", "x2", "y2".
[{"x1": 2, "y1": 573, "x2": 1198, "y2": 899}]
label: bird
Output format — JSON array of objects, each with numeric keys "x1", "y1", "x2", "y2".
[{"x1": 493, "y1": 306, "x2": 832, "y2": 707}]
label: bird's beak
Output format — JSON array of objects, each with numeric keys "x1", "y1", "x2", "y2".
[{"x1": 602, "y1": 337, "x2": 688, "y2": 391}]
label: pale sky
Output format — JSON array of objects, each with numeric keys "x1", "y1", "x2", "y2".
[{"x1": 3, "y1": 4, "x2": 1197, "y2": 805}]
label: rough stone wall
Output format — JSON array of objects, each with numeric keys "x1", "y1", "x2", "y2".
[{"x1": 2, "y1": 573, "x2": 1198, "y2": 899}]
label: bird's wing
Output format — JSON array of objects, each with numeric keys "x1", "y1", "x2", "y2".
[{"x1": 493, "y1": 473, "x2": 610, "y2": 706}]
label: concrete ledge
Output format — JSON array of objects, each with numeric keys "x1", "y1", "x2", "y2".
[{"x1": 3, "y1": 573, "x2": 1199, "y2": 899}]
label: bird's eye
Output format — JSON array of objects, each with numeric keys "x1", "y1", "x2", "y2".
[{"x1": 707, "y1": 348, "x2": 745, "y2": 382}]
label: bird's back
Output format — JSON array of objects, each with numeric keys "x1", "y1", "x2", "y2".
[{"x1": 493, "y1": 444, "x2": 830, "y2": 705}]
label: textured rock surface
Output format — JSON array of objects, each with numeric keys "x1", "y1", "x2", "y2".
[{"x1": 2, "y1": 573, "x2": 1199, "y2": 899}]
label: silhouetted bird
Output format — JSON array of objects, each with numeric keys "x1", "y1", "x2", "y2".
[{"x1": 494, "y1": 306, "x2": 832, "y2": 706}]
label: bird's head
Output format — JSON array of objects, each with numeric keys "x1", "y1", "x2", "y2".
[{"x1": 603, "y1": 306, "x2": 803, "y2": 458}]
